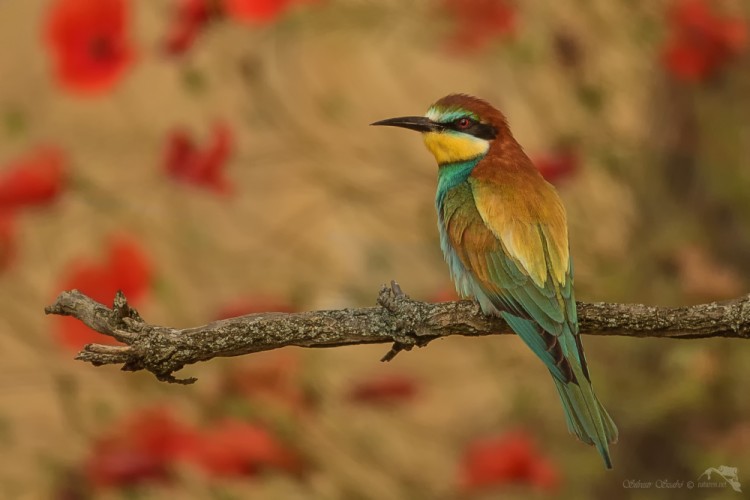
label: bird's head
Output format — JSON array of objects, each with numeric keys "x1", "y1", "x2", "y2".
[{"x1": 371, "y1": 94, "x2": 507, "y2": 165}]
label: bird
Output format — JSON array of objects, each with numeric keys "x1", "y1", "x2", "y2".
[{"x1": 371, "y1": 94, "x2": 618, "y2": 468}]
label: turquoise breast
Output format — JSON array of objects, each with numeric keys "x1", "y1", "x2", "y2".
[{"x1": 435, "y1": 159, "x2": 502, "y2": 316}]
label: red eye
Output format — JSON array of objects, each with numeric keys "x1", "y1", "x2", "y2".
[{"x1": 456, "y1": 118, "x2": 471, "y2": 129}]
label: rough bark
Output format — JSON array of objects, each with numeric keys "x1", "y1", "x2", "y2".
[{"x1": 44, "y1": 281, "x2": 750, "y2": 384}]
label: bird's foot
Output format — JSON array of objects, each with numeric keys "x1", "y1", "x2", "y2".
[{"x1": 378, "y1": 280, "x2": 433, "y2": 362}]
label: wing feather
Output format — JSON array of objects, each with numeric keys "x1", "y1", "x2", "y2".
[{"x1": 441, "y1": 179, "x2": 587, "y2": 383}]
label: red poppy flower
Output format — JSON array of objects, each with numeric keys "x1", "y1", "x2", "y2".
[
  {"x1": 188, "y1": 419, "x2": 305, "y2": 477},
  {"x1": 44, "y1": 0, "x2": 137, "y2": 95},
  {"x1": 533, "y1": 146, "x2": 579, "y2": 185},
  {"x1": 442, "y1": 0, "x2": 517, "y2": 53},
  {"x1": 223, "y1": 0, "x2": 290, "y2": 23},
  {"x1": 430, "y1": 286, "x2": 459, "y2": 303},
  {"x1": 221, "y1": 354, "x2": 314, "y2": 416},
  {"x1": 164, "y1": 0, "x2": 218, "y2": 56},
  {"x1": 661, "y1": 0, "x2": 747, "y2": 81},
  {"x1": 118, "y1": 407, "x2": 201, "y2": 462},
  {"x1": 224, "y1": 0, "x2": 322, "y2": 24},
  {"x1": 459, "y1": 430, "x2": 560, "y2": 493},
  {"x1": 86, "y1": 407, "x2": 199, "y2": 488},
  {"x1": 55, "y1": 234, "x2": 152, "y2": 349},
  {"x1": 0, "y1": 212, "x2": 16, "y2": 272},
  {"x1": 347, "y1": 374, "x2": 419, "y2": 405},
  {"x1": 163, "y1": 122, "x2": 233, "y2": 194},
  {"x1": 0, "y1": 146, "x2": 66, "y2": 210}
]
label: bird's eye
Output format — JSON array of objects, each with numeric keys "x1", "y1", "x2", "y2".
[{"x1": 455, "y1": 117, "x2": 472, "y2": 129}]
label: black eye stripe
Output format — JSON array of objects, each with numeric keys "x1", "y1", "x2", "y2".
[
  {"x1": 468, "y1": 122, "x2": 498, "y2": 140},
  {"x1": 444, "y1": 118, "x2": 497, "y2": 140}
]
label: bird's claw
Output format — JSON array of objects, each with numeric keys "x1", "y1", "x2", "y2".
[
  {"x1": 377, "y1": 280, "x2": 406, "y2": 313},
  {"x1": 378, "y1": 280, "x2": 432, "y2": 361}
]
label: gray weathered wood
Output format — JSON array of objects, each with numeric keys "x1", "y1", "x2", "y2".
[{"x1": 44, "y1": 282, "x2": 750, "y2": 384}]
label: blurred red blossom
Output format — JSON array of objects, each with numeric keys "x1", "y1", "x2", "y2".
[
  {"x1": 188, "y1": 418, "x2": 306, "y2": 477},
  {"x1": 86, "y1": 407, "x2": 199, "y2": 488},
  {"x1": 532, "y1": 146, "x2": 579, "y2": 185},
  {"x1": 0, "y1": 146, "x2": 66, "y2": 273},
  {"x1": 164, "y1": 122, "x2": 233, "y2": 194},
  {"x1": 164, "y1": 0, "x2": 218, "y2": 56},
  {"x1": 224, "y1": 0, "x2": 291, "y2": 23},
  {"x1": 84, "y1": 408, "x2": 305, "y2": 489},
  {"x1": 0, "y1": 146, "x2": 66, "y2": 210},
  {"x1": 442, "y1": 0, "x2": 517, "y2": 53},
  {"x1": 459, "y1": 430, "x2": 560, "y2": 493},
  {"x1": 164, "y1": 0, "x2": 322, "y2": 53},
  {"x1": 430, "y1": 286, "x2": 459, "y2": 303},
  {"x1": 55, "y1": 234, "x2": 152, "y2": 349},
  {"x1": 661, "y1": 0, "x2": 747, "y2": 82},
  {"x1": 224, "y1": 0, "x2": 319, "y2": 24},
  {"x1": 347, "y1": 374, "x2": 420, "y2": 406},
  {"x1": 0, "y1": 212, "x2": 15, "y2": 272},
  {"x1": 221, "y1": 354, "x2": 314, "y2": 416},
  {"x1": 44, "y1": 0, "x2": 137, "y2": 95}
]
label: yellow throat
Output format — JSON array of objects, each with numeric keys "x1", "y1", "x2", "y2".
[{"x1": 422, "y1": 131, "x2": 490, "y2": 165}]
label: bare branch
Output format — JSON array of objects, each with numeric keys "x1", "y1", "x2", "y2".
[{"x1": 44, "y1": 284, "x2": 750, "y2": 384}]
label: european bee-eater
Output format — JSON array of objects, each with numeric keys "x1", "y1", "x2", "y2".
[{"x1": 372, "y1": 94, "x2": 618, "y2": 468}]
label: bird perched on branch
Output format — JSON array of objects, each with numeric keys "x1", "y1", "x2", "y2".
[{"x1": 372, "y1": 94, "x2": 618, "y2": 468}]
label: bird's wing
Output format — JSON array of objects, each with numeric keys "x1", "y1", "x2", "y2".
[{"x1": 443, "y1": 179, "x2": 586, "y2": 383}]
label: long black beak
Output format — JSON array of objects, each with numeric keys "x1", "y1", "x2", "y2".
[{"x1": 370, "y1": 116, "x2": 441, "y2": 133}]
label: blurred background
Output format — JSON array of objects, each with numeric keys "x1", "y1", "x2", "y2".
[{"x1": 0, "y1": 0, "x2": 749, "y2": 498}]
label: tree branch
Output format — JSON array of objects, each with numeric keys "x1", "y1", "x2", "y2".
[{"x1": 44, "y1": 281, "x2": 750, "y2": 384}]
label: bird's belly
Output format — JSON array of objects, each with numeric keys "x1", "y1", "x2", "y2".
[
  {"x1": 443, "y1": 243, "x2": 503, "y2": 316},
  {"x1": 437, "y1": 209, "x2": 503, "y2": 317}
]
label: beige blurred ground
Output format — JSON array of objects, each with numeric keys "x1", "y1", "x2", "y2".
[{"x1": 1, "y1": 1, "x2": 749, "y2": 499}]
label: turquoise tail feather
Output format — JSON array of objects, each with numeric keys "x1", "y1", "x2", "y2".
[
  {"x1": 501, "y1": 311, "x2": 618, "y2": 468},
  {"x1": 552, "y1": 375, "x2": 618, "y2": 469}
]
